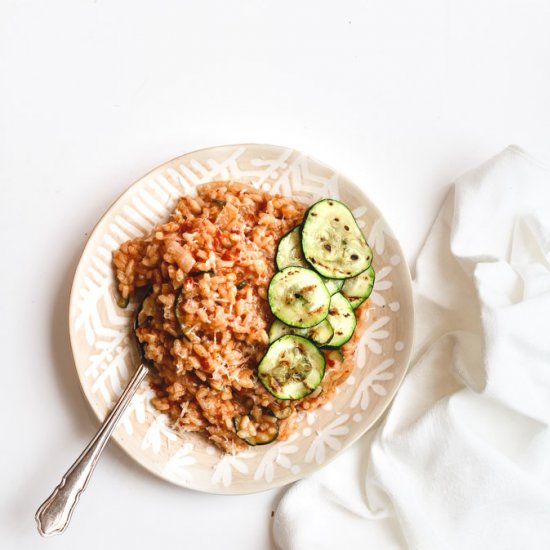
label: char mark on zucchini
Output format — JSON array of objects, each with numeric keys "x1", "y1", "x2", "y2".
[
  {"x1": 268, "y1": 318, "x2": 334, "y2": 346},
  {"x1": 268, "y1": 266, "x2": 331, "y2": 328},
  {"x1": 322, "y1": 293, "x2": 357, "y2": 349},
  {"x1": 341, "y1": 265, "x2": 375, "y2": 309},
  {"x1": 275, "y1": 224, "x2": 345, "y2": 295},
  {"x1": 301, "y1": 199, "x2": 373, "y2": 279},
  {"x1": 258, "y1": 335, "x2": 326, "y2": 400}
]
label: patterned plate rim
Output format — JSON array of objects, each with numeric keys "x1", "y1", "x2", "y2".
[{"x1": 68, "y1": 143, "x2": 415, "y2": 494}]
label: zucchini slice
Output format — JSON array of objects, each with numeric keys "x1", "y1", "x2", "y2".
[
  {"x1": 275, "y1": 225, "x2": 344, "y2": 295},
  {"x1": 276, "y1": 226, "x2": 308, "y2": 270},
  {"x1": 323, "y1": 293, "x2": 357, "y2": 349},
  {"x1": 301, "y1": 199, "x2": 373, "y2": 279},
  {"x1": 268, "y1": 266, "x2": 330, "y2": 328},
  {"x1": 324, "y1": 278, "x2": 344, "y2": 296},
  {"x1": 258, "y1": 335, "x2": 326, "y2": 400},
  {"x1": 268, "y1": 319, "x2": 334, "y2": 346},
  {"x1": 233, "y1": 407, "x2": 279, "y2": 446},
  {"x1": 341, "y1": 265, "x2": 375, "y2": 309}
]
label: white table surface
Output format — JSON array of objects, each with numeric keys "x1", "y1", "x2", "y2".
[{"x1": 2, "y1": 1, "x2": 550, "y2": 548}]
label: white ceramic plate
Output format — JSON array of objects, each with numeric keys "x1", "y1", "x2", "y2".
[{"x1": 69, "y1": 144, "x2": 414, "y2": 494}]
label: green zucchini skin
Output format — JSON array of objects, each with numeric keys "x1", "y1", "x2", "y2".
[
  {"x1": 276, "y1": 224, "x2": 344, "y2": 295},
  {"x1": 268, "y1": 266, "x2": 331, "y2": 328},
  {"x1": 233, "y1": 408, "x2": 280, "y2": 446},
  {"x1": 323, "y1": 293, "x2": 357, "y2": 349},
  {"x1": 258, "y1": 335, "x2": 326, "y2": 400},
  {"x1": 275, "y1": 226, "x2": 308, "y2": 271},
  {"x1": 341, "y1": 265, "x2": 375, "y2": 309},
  {"x1": 301, "y1": 199, "x2": 373, "y2": 279},
  {"x1": 323, "y1": 278, "x2": 344, "y2": 295},
  {"x1": 268, "y1": 318, "x2": 334, "y2": 346}
]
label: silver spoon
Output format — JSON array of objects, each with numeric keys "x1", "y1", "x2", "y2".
[
  {"x1": 35, "y1": 307, "x2": 150, "y2": 536},
  {"x1": 35, "y1": 362, "x2": 148, "y2": 536}
]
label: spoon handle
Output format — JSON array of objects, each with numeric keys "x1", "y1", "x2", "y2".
[{"x1": 35, "y1": 362, "x2": 149, "y2": 537}]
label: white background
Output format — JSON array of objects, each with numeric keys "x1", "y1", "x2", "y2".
[{"x1": 1, "y1": 1, "x2": 549, "y2": 549}]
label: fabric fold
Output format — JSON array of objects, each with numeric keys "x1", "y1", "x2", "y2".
[{"x1": 274, "y1": 146, "x2": 550, "y2": 550}]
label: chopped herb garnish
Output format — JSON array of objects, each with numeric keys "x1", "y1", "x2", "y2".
[
  {"x1": 212, "y1": 199, "x2": 226, "y2": 206},
  {"x1": 236, "y1": 280, "x2": 248, "y2": 290},
  {"x1": 116, "y1": 294, "x2": 129, "y2": 308}
]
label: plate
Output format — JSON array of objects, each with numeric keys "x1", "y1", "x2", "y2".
[{"x1": 69, "y1": 144, "x2": 414, "y2": 494}]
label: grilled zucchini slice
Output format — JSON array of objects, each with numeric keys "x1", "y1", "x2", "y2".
[
  {"x1": 301, "y1": 199, "x2": 373, "y2": 279},
  {"x1": 341, "y1": 265, "x2": 375, "y2": 309},
  {"x1": 258, "y1": 335, "x2": 325, "y2": 400},
  {"x1": 268, "y1": 318, "x2": 334, "y2": 346},
  {"x1": 323, "y1": 293, "x2": 357, "y2": 348},
  {"x1": 276, "y1": 226, "x2": 307, "y2": 270},
  {"x1": 268, "y1": 266, "x2": 330, "y2": 328},
  {"x1": 275, "y1": 225, "x2": 344, "y2": 295}
]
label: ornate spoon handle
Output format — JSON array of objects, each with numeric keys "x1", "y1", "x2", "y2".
[{"x1": 35, "y1": 362, "x2": 149, "y2": 537}]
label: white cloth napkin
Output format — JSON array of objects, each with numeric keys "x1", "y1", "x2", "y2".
[{"x1": 274, "y1": 146, "x2": 550, "y2": 550}]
